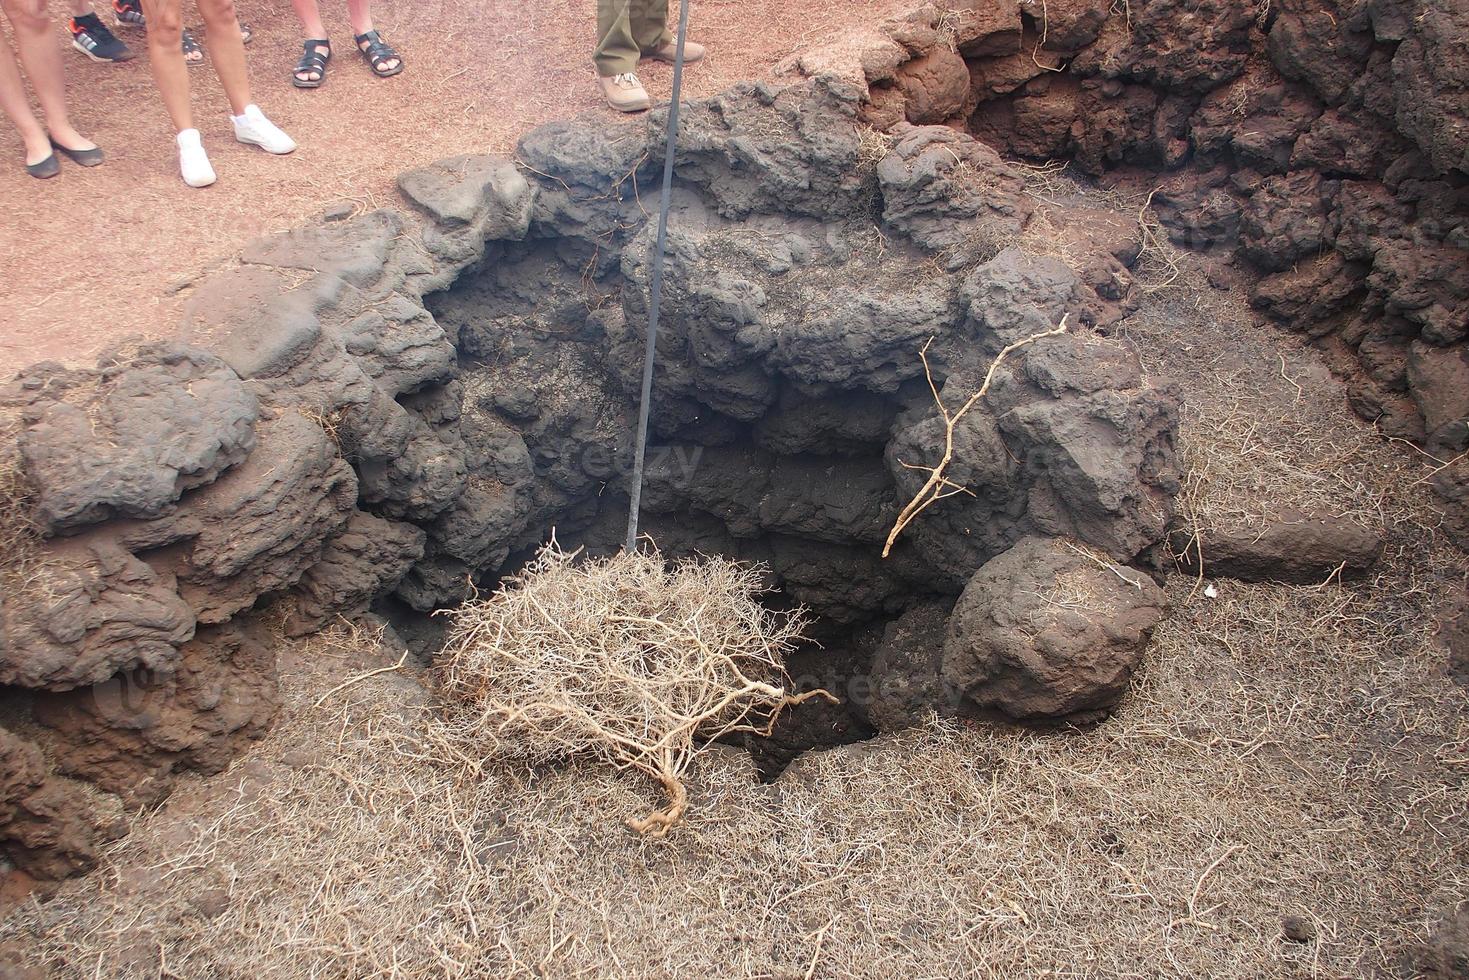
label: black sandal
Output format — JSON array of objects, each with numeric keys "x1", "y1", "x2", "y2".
[
  {"x1": 181, "y1": 27, "x2": 202, "y2": 65},
  {"x1": 293, "y1": 39, "x2": 331, "y2": 88},
  {"x1": 353, "y1": 30, "x2": 402, "y2": 78}
]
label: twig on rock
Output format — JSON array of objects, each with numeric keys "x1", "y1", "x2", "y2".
[
  {"x1": 882, "y1": 317, "x2": 1070, "y2": 558},
  {"x1": 1062, "y1": 541, "x2": 1146, "y2": 590}
]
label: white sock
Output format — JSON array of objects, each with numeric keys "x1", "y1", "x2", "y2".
[
  {"x1": 230, "y1": 104, "x2": 258, "y2": 127},
  {"x1": 176, "y1": 128, "x2": 216, "y2": 188}
]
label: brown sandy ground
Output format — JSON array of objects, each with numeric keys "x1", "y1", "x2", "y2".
[{"x1": 0, "y1": 0, "x2": 902, "y2": 370}]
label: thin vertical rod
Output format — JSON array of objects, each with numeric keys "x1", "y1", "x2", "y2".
[{"x1": 625, "y1": 0, "x2": 692, "y2": 552}]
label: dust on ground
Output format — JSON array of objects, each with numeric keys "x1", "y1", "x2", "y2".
[{"x1": 0, "y1": 0, "x2": 904, "y2": 370}]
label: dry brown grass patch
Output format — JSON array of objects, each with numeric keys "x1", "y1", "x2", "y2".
[
  {"x1": 0, "y1": 409, "x2": 44, "y2": 595},
  {"x1": 1018, "y1": 162, "x2": 1195, "y2": 294},
  {"x1": 9, "y1": 541, "x2": 1465, "y2": 978},
  {"x1": 298, "y1": 404, "x2": 350, "y2": 451}
]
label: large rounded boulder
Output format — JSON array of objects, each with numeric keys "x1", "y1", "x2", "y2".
[{"x1": 941, "y1": 535, "x2": 1168, "y2": 722}]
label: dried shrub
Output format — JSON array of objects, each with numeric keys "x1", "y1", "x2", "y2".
[{"x1": 431, "y1": 543, "x2": 821, "y2": 835}]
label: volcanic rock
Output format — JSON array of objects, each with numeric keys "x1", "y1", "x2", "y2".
[{"x1": 942, "y1": 535, "x2": 1167, "y2": 721}]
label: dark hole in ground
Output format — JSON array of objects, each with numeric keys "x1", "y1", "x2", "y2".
[{"x1": 738, "y1": 629, "x2": 881, "y2": 781}]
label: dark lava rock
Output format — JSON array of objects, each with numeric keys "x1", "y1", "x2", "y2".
[
  {"x1": 893, "y1": 47, "x2": 971, "y2": 123},
  {"x1": 1388, "y1": 0, "x2": 1469, "y2": 175},
  {"x1": 865, "y1": 601, "x2": 954, "y2": 732},
  {"x1": 0, "y1": 532, "x2": 196, "y2": 691},
  {"x1": 1171, "y1": 506, "x2": 1385, "y2": 584},
  {"x1": 1417, "y1": 909, "x2": 1469, "y2": 979},
  {"x1": 1407, "y1": 341, "x2": 1469, "y2": 453},
  {"x1": 1070, "y1": 0, "x2": 1257, "y2": 91},
  {"x1": 1034, "y1": 0, "x2": 1111, "y2": 52},
  {"x1": 12, "y1": 344, "x2": 259, "y2": 534},
  {"x1": 886, "y1": 327, "x2": 1180, "y2": 584},
  {"x1": 942, "y1": 535, "x2": 1168, "y2": 721},
  {"x1": 33, "y1": 619, "x2": 279, "y2": 807},
  {"x1": 1281, "y1": 914, "x2": 1317, "y2": 943},
  {"x1": 878, "y1": 125, "x2": 1032, "y2": 270},
  {"x1": 1238, "y1": 170, "x2": 1335, "y2": 273},
  {"x1": 157, "y1": 412, "x2": 359, "y2": 626},
  {"x1": 0, "y1": 728, "x2": 105, "y2": 880},
  {"x1": 397, "y1": 154, "x2": 535, "y2": 232},
  {"x1": 288, "y1": 512, "x2": 427, "y2": 635}
]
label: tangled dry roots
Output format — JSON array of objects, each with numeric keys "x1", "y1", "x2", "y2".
[{"x1": 432, "y1": 543, "x2": 821, "y2": 835}]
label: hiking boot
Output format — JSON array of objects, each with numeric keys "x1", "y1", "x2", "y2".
[
  {"x1": 646, "y1": 40, "x2": 705, "y2": 64},
  {"x1": 71, "y1": 13, "x2": 134, "y2": 62},
  {"x1": 600, "y1": 72, "x2": 651, "y2": 113}
]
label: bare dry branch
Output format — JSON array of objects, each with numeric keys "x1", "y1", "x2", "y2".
[{"x1": 882, "y1": 317, "x2": 1070, "y2": 557}]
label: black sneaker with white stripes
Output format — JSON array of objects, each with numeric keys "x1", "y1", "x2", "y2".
[{"x1": 70, "y1": 13, "x2": 134, "y2": 62}]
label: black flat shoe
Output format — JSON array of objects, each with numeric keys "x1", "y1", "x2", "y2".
[
  {"x1": 51, "y1": 139, "x2": 104, "y2": 167},
  {"x1": 26, "y1": 154, "x2": 59, "y2": 179}
]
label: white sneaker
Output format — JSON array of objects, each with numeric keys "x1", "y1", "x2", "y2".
[
  {"x1": 232, "y1": 104, "x2": 296, "y2": 154},
  {"x1": 177, "y1": 128, "x2": 216, "y2": 188}
]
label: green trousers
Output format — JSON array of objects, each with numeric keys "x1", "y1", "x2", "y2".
[{"x1": 594, "y1": 0, "x2": 672, "y2": 77}]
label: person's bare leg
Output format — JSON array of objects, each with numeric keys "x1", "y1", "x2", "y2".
[
  {"x1": 1, "y1": 0, "x2": 96, "y2": 151},
  {"x1": 196, "y1": 0, "x2": 249, "y2": 114},
  {"x1": 348, "y1": 0, "x2": 397, "y2": 73},
  {"x1": 139, "y1": 0, "x2": 192, "y2": 130},
  {"x1": 346, "y1": 0, "x2": 369, "y2": 32},
  {"x1": 0, "y1": 29, "x2": 50, "y2": 164},
  {"x1": 67, "y1": 0, "x2": 88, "y2": 16},
  {"x1": 292, "y1": 0, "x2": 326, "y2": 39}
]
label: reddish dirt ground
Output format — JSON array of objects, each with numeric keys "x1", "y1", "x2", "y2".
[{"x1": 0, "y1": 0, "x2": 895, "y2": 369}]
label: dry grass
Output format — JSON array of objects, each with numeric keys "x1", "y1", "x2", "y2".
[
  {"x1": 430, "y1": 542, "x2": 816, "y2": 835},
  {"x1": 6, "y1": 535, "x2": 1464, "y2": 977},
  {"x1": 1122, "y1": 273, "x2": 1430, "y2": 549},
  {"x1": 298, "y1": 405, "x2": 349, "y2": 452},
  {"x1": 1017, "y1": 162, "x2": 1193, "y2": 294},
  {"x1": 0, "y1": 410, "x2": 36, "y2": 576},
  {"x1": 853, "y1": 125, "x2": 897, "y2": 177}
]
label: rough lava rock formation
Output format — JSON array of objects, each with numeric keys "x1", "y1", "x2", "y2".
[
  {"x1": 793, "y1": 0, "x2": 1467, "y2": 537},
  {"x1": 1, "y1": 0, "x2": 1463, "y2": 879}
]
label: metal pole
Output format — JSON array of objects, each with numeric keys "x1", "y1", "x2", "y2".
[{"x1": 625, "y1": 0, "x2": 692, "y2": 552}]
